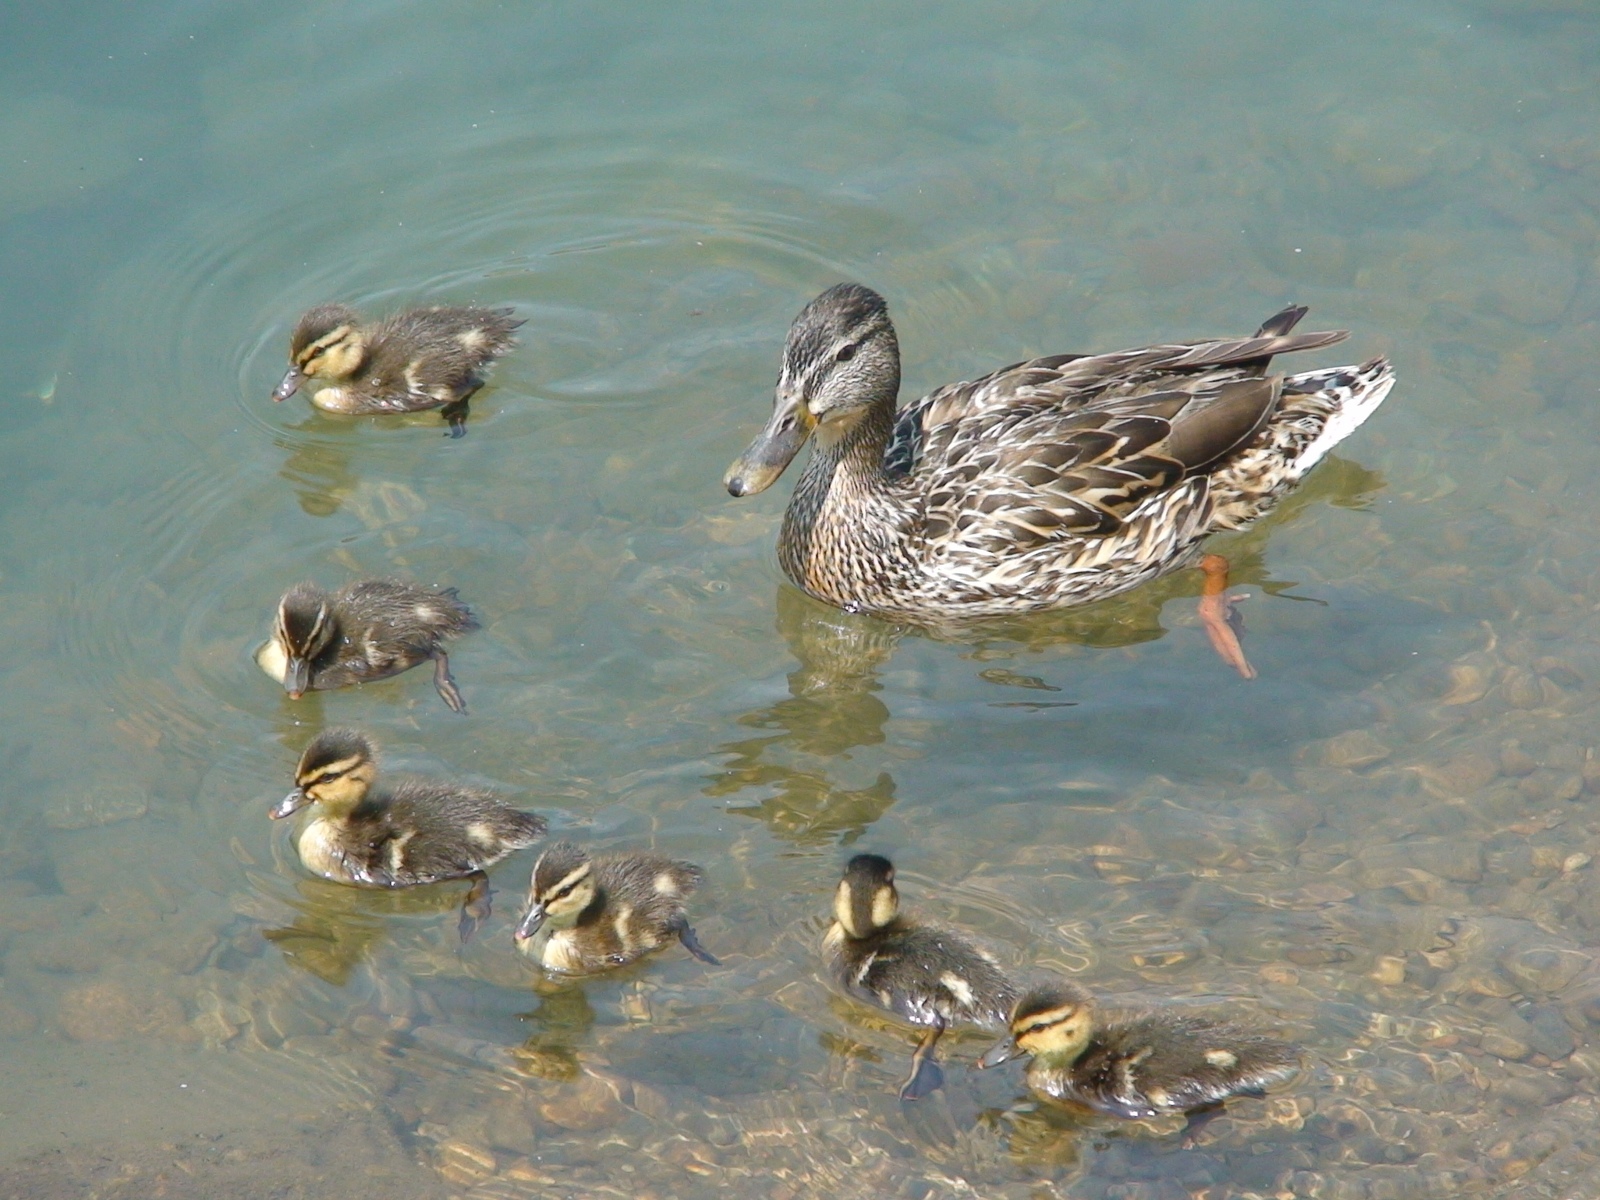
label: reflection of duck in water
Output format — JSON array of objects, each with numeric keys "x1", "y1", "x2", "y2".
[
  {"x1": 823, "y1": 854, "x2": 1017, "y2": 1100},
  {"x1": 272, "y1": 729, "x2": 546, "y2": 941},
  {"x1": 709, "y1": 586, "x2": 901, "y2": 844},
  {"x1": 979, "y1": 979, "x2": 1300, "y2": 1119},
  {"x1": 726, "y1": 284, "x2": 1394, "y2": 676},
  {"x1": 514, "y1": 842, "x2": 719, "y2": 975},
  {"x1": 272, "y1": 303, "x2": 522, "y2": 437},
  {"x1": 255, "y1": 579, "x2": 478, "y2": 713}
]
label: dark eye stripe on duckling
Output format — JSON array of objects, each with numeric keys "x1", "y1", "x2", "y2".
[
  {"x1": 544, "y1": 864, "x2": 592, "y2": 902},
  {"x1": 1017, "y1": 1005, "x2": 1081, "y2": 1038},
  {"x1": 302, "y1": 757, "x2": 363, "y2": 787},
  {"x1": 298, "y1": 327, "x2": 354, "y2": 364}
]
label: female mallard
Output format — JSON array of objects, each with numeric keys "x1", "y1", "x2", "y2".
[
  {"x1": 725, "y1": 284, "x2": 1394, "y2": 675},
  {"x1": 979, "y1": 979, "x2": 1301, "y2": 1119},
  {"x1": 272, "y1": 303, "x2": 522, "y2": 437}
]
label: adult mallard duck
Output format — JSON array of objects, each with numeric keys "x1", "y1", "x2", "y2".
[
  {"x1": 725, "y1": 284, "x2": 1395, "y2": 676},
  {"x1": 979, "y1": 979, "x2": 1301, "y2": 1119},
  {"x1": 823, "y1": 853, "x2": 1018, "y2": 1100},
  {"x1": 272, "y1": 729, "x2": 547, "y2": 941},
  {"x1": 272, "y1": 303, "x2": 522, "y2": 437}
]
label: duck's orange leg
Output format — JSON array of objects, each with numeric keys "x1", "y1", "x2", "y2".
[{"x1": 1197, "y1": 554, "x2": 1257, "y2": 680}]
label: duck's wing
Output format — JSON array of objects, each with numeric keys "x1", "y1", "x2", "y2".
[
  {"x1": 904, "y1": 325, "x2": 1349, "y2": 555},
  {"x1": 885, "y1": 308, "x2": 1344, "y2": 478}
]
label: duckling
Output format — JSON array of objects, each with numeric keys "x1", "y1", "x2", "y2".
[
  {"x1": 979, "y1": 980, "x2": 1301, "y2": 1119},
  {"x1": 513, "y1": 841, "x2": 719, "y2": 975},
  {"x1": 823, "y1": 853, "x2": 1017, "y2": 1100},
  {"x1": 272, "y1": 729, "x2": 546, "y2": 941},
  {"x1": 272, "y1": 303, "x2": 522, "y2": 437},
  {"x1": 255, "y1": 579, "x2": 478, "y2": 713}
]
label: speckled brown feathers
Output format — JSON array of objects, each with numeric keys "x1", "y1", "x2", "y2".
[
  {"x1": 273, "y1": 729, "x2": 546, "y2": 890},
  {"x1": 981, "y1": 980, "x2": 1301, "y2": 1119},
  {"x1": 727, "y1": 285, "x2": 1394, "y2": 621},
  {"x1": 274, "y1": 303, "x2": 522, "y2": 435},
  {"x1": 254, "y1": 579, "x2": 478, "y2": 712},
  {"x1": 514, "y1": 842, "x2": 717, "y2": 975}
]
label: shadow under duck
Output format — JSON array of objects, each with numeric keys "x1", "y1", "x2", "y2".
[
  {"x1": 979, "y1": 979, "x2": 1301, "y2": 1119},
  {"x1": 273, "y1": 303, "x2": 522, "y2": 437},
  {"x1": 726, "y1": 285, "x2": 1394, "y2": 675},
  {"x1": 823, "y1": 853, "x2": 1017, "y2": 1100},
  {"x1": 272, "y1": 729, "x2": 546, "y2": 941},
  {"x1": 513, "y1": 841, "x2": 719, "y2": 975},
  {"x1": 255, "y1": 579, "x2": 478, "y2": 713}
]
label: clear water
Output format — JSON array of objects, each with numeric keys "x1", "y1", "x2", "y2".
[{"x1": 4, "y1": 0, "x2": 1600, "y2": 1195}]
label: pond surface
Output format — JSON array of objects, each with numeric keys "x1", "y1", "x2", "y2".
[{"x1": 4, "y1": 0, "x2": 1600, "y2": 1195}]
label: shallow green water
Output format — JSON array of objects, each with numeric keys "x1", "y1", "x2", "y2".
[{"x1": 4, "y1": 0, "x2": 1600, "y2": 1195}]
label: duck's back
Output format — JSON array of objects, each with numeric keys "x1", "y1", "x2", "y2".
[
  {"x1": 307, "y1": 581, "x2": 476, "y2": 687},
  {"x1": 857, "y1": 318, "x2": 1390, "y2": 615},
  {"x1": 304, "y1": 781, "x2": 543, "y2": 887},
  {"x1": 827, "y1": 920, "x2": 1016, "y2": 1029}
]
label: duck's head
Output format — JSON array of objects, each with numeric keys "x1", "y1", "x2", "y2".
[
  {"x1": 273, "y1": 304, "x2": 366, "y2": 400},
  {"x1": 980, "y1": 981, "x2": 1097, "y2": 1068},
  {"x1": 273, "y1": 727, "x2": 377, "y2": 820},
  {"x1": 724, "y1": 283, "x2": 900, "y2": 497},
  {"x1": 832, "y1": 852, "x2": 901, "y2": 939},
  {"x1": 272, "y1": 583, "x2": 337, "y2": 698},
  {"x1": 515, "y1": 842, "x2": 597, "y2": 943}
]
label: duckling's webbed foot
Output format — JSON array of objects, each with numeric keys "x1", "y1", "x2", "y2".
[
  {"x1": 431, "y1": 651, "x2": 469, "y2": 714},
  {"x1": 440, "y1": 399, "x2": 470, "y2": 438},
  {"x1": 459, "y1": 871, "x2": 492, "y2": 943},
  {"x1": 1197, "y1": 554, "x2": 1257, "y2": 680},
  {"x1": 674, "y1": 920, "x2": 720, "y2": 966},
  {"x1": 440, "y1": 381, "x2": 481, "y2": 438},
  {"x1": 900, "y1": 1021, "x2": 947, "y2": 1101}
]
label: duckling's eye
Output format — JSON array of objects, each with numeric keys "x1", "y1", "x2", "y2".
[{"x1": 835, "y1": 344, "x2": 857, "y2": 363}]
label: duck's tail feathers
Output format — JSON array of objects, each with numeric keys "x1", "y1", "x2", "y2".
[{"x1": 1285, "y1": 356, "x2": 1395, "y2": 476}]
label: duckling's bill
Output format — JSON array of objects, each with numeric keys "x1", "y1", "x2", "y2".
[
  {"x1": 271, "y1": 788, "x2": 311, "y2": 820},
  {"x1": 272, "y1": 366, "x2": 305, "y2": 402},
  {"x1": 978, "y1": 1035, "x2": 1024, "y2": 1069},
  {"x1": 513, "y1": 902, "x2": 546, "y2": 940},
  {"x1": 725, "y1": 392, "x2": 815, "y2": 497}
]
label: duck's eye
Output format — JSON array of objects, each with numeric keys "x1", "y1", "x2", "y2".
[{"x1": 835, "y1": 344, "x2": 857, "y2": 363}]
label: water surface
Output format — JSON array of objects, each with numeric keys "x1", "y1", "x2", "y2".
[{"x1": 4, "y1": 0, "x2": 1600, "y2": 1196}]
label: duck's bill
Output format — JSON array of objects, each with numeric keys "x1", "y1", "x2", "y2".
[
  {"x1": 978, "y1": 1037, "x2": 1024, "y2": 1069},
  {"x1": 283, "y1": 656, "x2": 311, "y2": 699},
  {"x1": 513, "y1": 904, "x2": 547, "y2": 940},
  {"x1": 272, "y1": 366, "x2": 305, "y2": 402},
  {"x1": 724, "y1": 395, "x2": 815, "y2": 497},
  {"x1": 271, "y1": 789, "x2": 310, "y2": 820}
]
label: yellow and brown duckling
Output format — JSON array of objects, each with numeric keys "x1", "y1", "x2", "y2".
[
  {"x1": 726, "y1": 284, "x2": 1395, "y2": 676},
  {"x1": 979, "y1": 979, "x2": 1301, "y2": 1119},
  {"x1": 272, "y1": 303, "x2": 523, "y2": 437},
  {"x1": 823, "y1": 853, "x2": 1018, "y2": 1100},
  {"x1": 513, "y1": 841, "x2": 719, "y2": 975},
  {"x1": 272, "y1": 729, "x2": 546, "y2": 942},
  {"x1": 255, "y1": 579, "x2": 478, "y2": 713}
]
